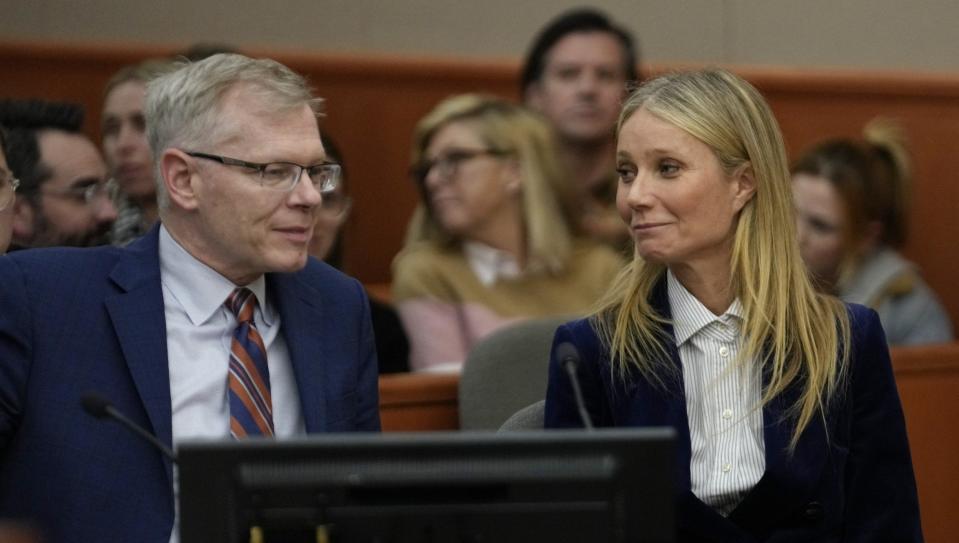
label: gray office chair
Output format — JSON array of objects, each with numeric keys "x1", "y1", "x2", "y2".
[
  {"x1": 458, "y1": 316, "x2": 569, "y2": 430},
  {"x1": 498, "y1": 400, "x2": 546, "y2": 431}
]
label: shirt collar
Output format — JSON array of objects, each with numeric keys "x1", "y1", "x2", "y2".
[
  {"x1": 666, "y1": 269, "x2": 743, "y2": 346},
  {"x1": 463, "y1": 240, "x2": 522, "y2": 287},
  {"x1": 158, "y1": 224, "x2": 273, "y2": 326}
]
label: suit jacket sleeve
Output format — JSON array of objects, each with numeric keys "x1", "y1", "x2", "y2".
[
  {"x1": 544, "y1": 319, "x2": 613, "y2": 429},
  {"x1": 843, "y1": 306, "x2": 923, "y2": 541},
  {"x1": 0, "y1": 257, "x2": 32, "y2": 449},
  {"x1": 353, "y1": 278, "x2": 381, "y2": 431}
]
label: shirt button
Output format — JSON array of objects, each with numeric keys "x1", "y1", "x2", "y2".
[
  {"x1": 719, "y1": 346, "x2": 729, "y2": 357},
  {"x1": 722, "y1": 408, "x2": 733, "y2": 420},
  {"x1": 722, "y1": 463, "x2": 732, "y2": 473}
]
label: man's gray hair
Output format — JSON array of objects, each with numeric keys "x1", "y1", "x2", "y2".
[{"x1": 145, "y1": 53, "x2": 321, "y2": 210}]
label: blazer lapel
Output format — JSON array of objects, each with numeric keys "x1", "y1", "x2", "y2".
[
  {"x1": 645, "y1": 276, "x2": 768, "y2": 542},
  {"x1": 645, "y1": 277, "x2": 694, "y2": 490},
  {"x1": 270, "y1": 271, "x2": 329, "y2": 432},
  {"x1": 642, "y1": 275, "x2": 835, "y2": 540},
  {"x1": 727, "y1": 377, "x2": 829, "y2": 539},
  {"x1": 104, "y1": 226, "x2": 173, "y2": 483}
]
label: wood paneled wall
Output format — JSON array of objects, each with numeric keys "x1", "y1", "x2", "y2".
[{"x1": 2, "y1": 40, "x2": 958, "y2": 326}]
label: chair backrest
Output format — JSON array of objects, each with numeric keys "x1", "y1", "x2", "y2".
[
  {"x1": 498, "y1": 400, "x2": 546, "y2": 432},
  {"x1": 458, "y1": 316, "x2": 568, "y2": 430}
]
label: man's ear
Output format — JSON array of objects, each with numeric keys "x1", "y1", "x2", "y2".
[
  {"x1": 732, "y1": 164, "x2": 757, "y2": 212},
  {"x1": 11, "y1": 197, "x2": 35, "y2": 241},
  {"x1": 160, "y1": 149, "x2": 200, "y2": 211}
]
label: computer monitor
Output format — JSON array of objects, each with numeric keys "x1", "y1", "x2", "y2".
[{"x1": 178, "y1": 428, "x2": 675, "y2": 543}]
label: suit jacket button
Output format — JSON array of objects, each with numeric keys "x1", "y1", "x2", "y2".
[{"x1": 803, "y1": 501, "x2": 824, "y2": 522}]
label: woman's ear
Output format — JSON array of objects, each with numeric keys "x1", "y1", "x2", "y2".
[
  {"x1": 504, "y1": 159, "x2": 523, "y2": 195},
  {"x1": 731, "y1": 164, "x2": 757, "y2": 212},
  {"x1": 160, "y1": 149, "x2": 199, "y2": 211}
]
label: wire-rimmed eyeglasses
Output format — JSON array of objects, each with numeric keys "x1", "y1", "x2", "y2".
[
  {"x1": 409, "y1": 148, "x2": 511, "y2": 186},
  {"x1": 0, "y1": 169, "x2": 19, "y2": 211},
  {"x1": 186, "y1": 151, "x2": 341, "y2": 194},
  {"x1": 318, "y1": 193, "x2": 352, "y2": 221},
  {"x1": 41, "y1": 178, "x2": 119, "y2": 207}
]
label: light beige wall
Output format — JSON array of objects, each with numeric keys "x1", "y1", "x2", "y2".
[{"x1": 2, "y1": 0, "x2": 958, "y2": 72}]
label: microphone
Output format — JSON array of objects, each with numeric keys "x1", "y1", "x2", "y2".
[
  {"x1": 81, "y1": 392, "x2": 177, "y2": 463},
  {"x1": 556, "y1": 342, "x2": 594, "y2": 430}
]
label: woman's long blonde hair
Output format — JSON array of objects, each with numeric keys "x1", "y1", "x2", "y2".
[
  {"x1": 403, "y1": 94, "x2": 579, "y2": 274},
  {"x1": 593, "y1": 69, "x2": 851, "y2": 449}
]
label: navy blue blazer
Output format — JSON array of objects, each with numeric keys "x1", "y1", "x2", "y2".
[
  {"x1": 0, "y1": 226, "x2": 381, "y2": 542},
  {"x1": 545, "y1": 281, "x2": 922, "y2": 542}
]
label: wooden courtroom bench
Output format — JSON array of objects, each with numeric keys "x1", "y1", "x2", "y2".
[
  {"x1": 891, "y1": 342, "x2": 959, "y2": 543},
  {"x1": 378, "y1": 372, "x2": 459, "y2": 431}
]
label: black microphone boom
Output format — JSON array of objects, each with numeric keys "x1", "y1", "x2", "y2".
[
  {"x1": 81, "y1": 392, "x2": 177, "y2": 463},
  {"x1": 556, "y1": 342, "x2": 594, "y2": 430}
]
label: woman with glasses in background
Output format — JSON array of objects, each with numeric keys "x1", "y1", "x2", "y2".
[
  {"x1": 393, "y1": 95, "x2": 624, "y2": 372},
  {"x1": 309, "y1": 134, "x2": 410, "y2": 373},
  {"x1": 792, "y1": 120, "x2": 952, "y2": 345},
  {"x1": 0, "y1": 126, "x2": 18, "y2": 253}
]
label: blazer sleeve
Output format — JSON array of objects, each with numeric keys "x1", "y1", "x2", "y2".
[
  {"x1": 0, "y1": 257, "x2": 32, "y2": 449},
  {"x1": 544, "y1": 320, "x2": 612, "y2": 429},
  {"x1": 352, "y1": 279, "x2": 381, "y2": 432},
  {"x1": 843, "y1": 306, "x2": 923, "y2": 541}
]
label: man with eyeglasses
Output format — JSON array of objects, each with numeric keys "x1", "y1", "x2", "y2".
[
  {"x1": 0, "y1": 99, "x2": 118, "y2": 249},
  {"x1": 0, "y1": 54, "x2": 380, "y2": 543}
]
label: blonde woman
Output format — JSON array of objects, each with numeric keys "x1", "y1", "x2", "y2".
[
  {"x1": 545, "y1": 70, "x2": 921, "y2": 541},
  {"x1": 792, "y1": 120, "x2": 952, "y2": 345},
  {"x1": 393, "y1": 95, "x2": 624, "y2": 372}
]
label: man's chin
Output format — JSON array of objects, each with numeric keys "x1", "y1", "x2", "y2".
[
  {"x1": 270, "y1": 252, "x2": 310, "y2": 274},
  {"x1": 559, "y1": 125, "x2": 615, "y2": 147}
]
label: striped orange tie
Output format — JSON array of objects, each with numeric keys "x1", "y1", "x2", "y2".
[{"x1": 226, "y1": 288, "x2": 274, "y2": 438}]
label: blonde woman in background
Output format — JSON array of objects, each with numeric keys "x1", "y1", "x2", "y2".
[
  {"x1": 393, "y1": 95, "x2": 624, "y2": 372},
  {"x1": 792, "y1": 120, "x2": 952, "y2": 345},
  {"x1": 545, "y1": 69, "x2": 921, "y2": 541}
]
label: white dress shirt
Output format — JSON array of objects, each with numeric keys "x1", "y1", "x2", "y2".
[
  {"x1": 463, "y1": 240, "x2": 522, "y2": 286},
  {"x1": 159, "y1": 225, "x2": 305, "y2": 542},
  {"x1": 667, "y1": 270, "x2": 765, "y2": 516}
]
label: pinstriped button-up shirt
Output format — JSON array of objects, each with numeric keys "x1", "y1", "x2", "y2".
[{"x1": 667, "y1": 270, "x2": 765, "y2": 516}]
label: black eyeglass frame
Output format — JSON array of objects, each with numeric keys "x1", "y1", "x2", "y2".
[
  {"x1": 409, "y1": 148, "x2": 512, "y2": 186},
  {"x1": 40, "y1": 178, "x2": 118, "y2": 206},
  {"x1": 185, "y1": 151, "x2": 341, "y2": 193},
  {"x1": 0, "y1": 169, "x2": 20, "y2": 211}
]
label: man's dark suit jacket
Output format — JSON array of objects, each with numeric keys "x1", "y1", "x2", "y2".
[
  {"x1": 0, "y1": 226, "x2": 381, "y2": 542},
  {"x1": 545, "y1": 280, "x2": 922, "y2": 542}
]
